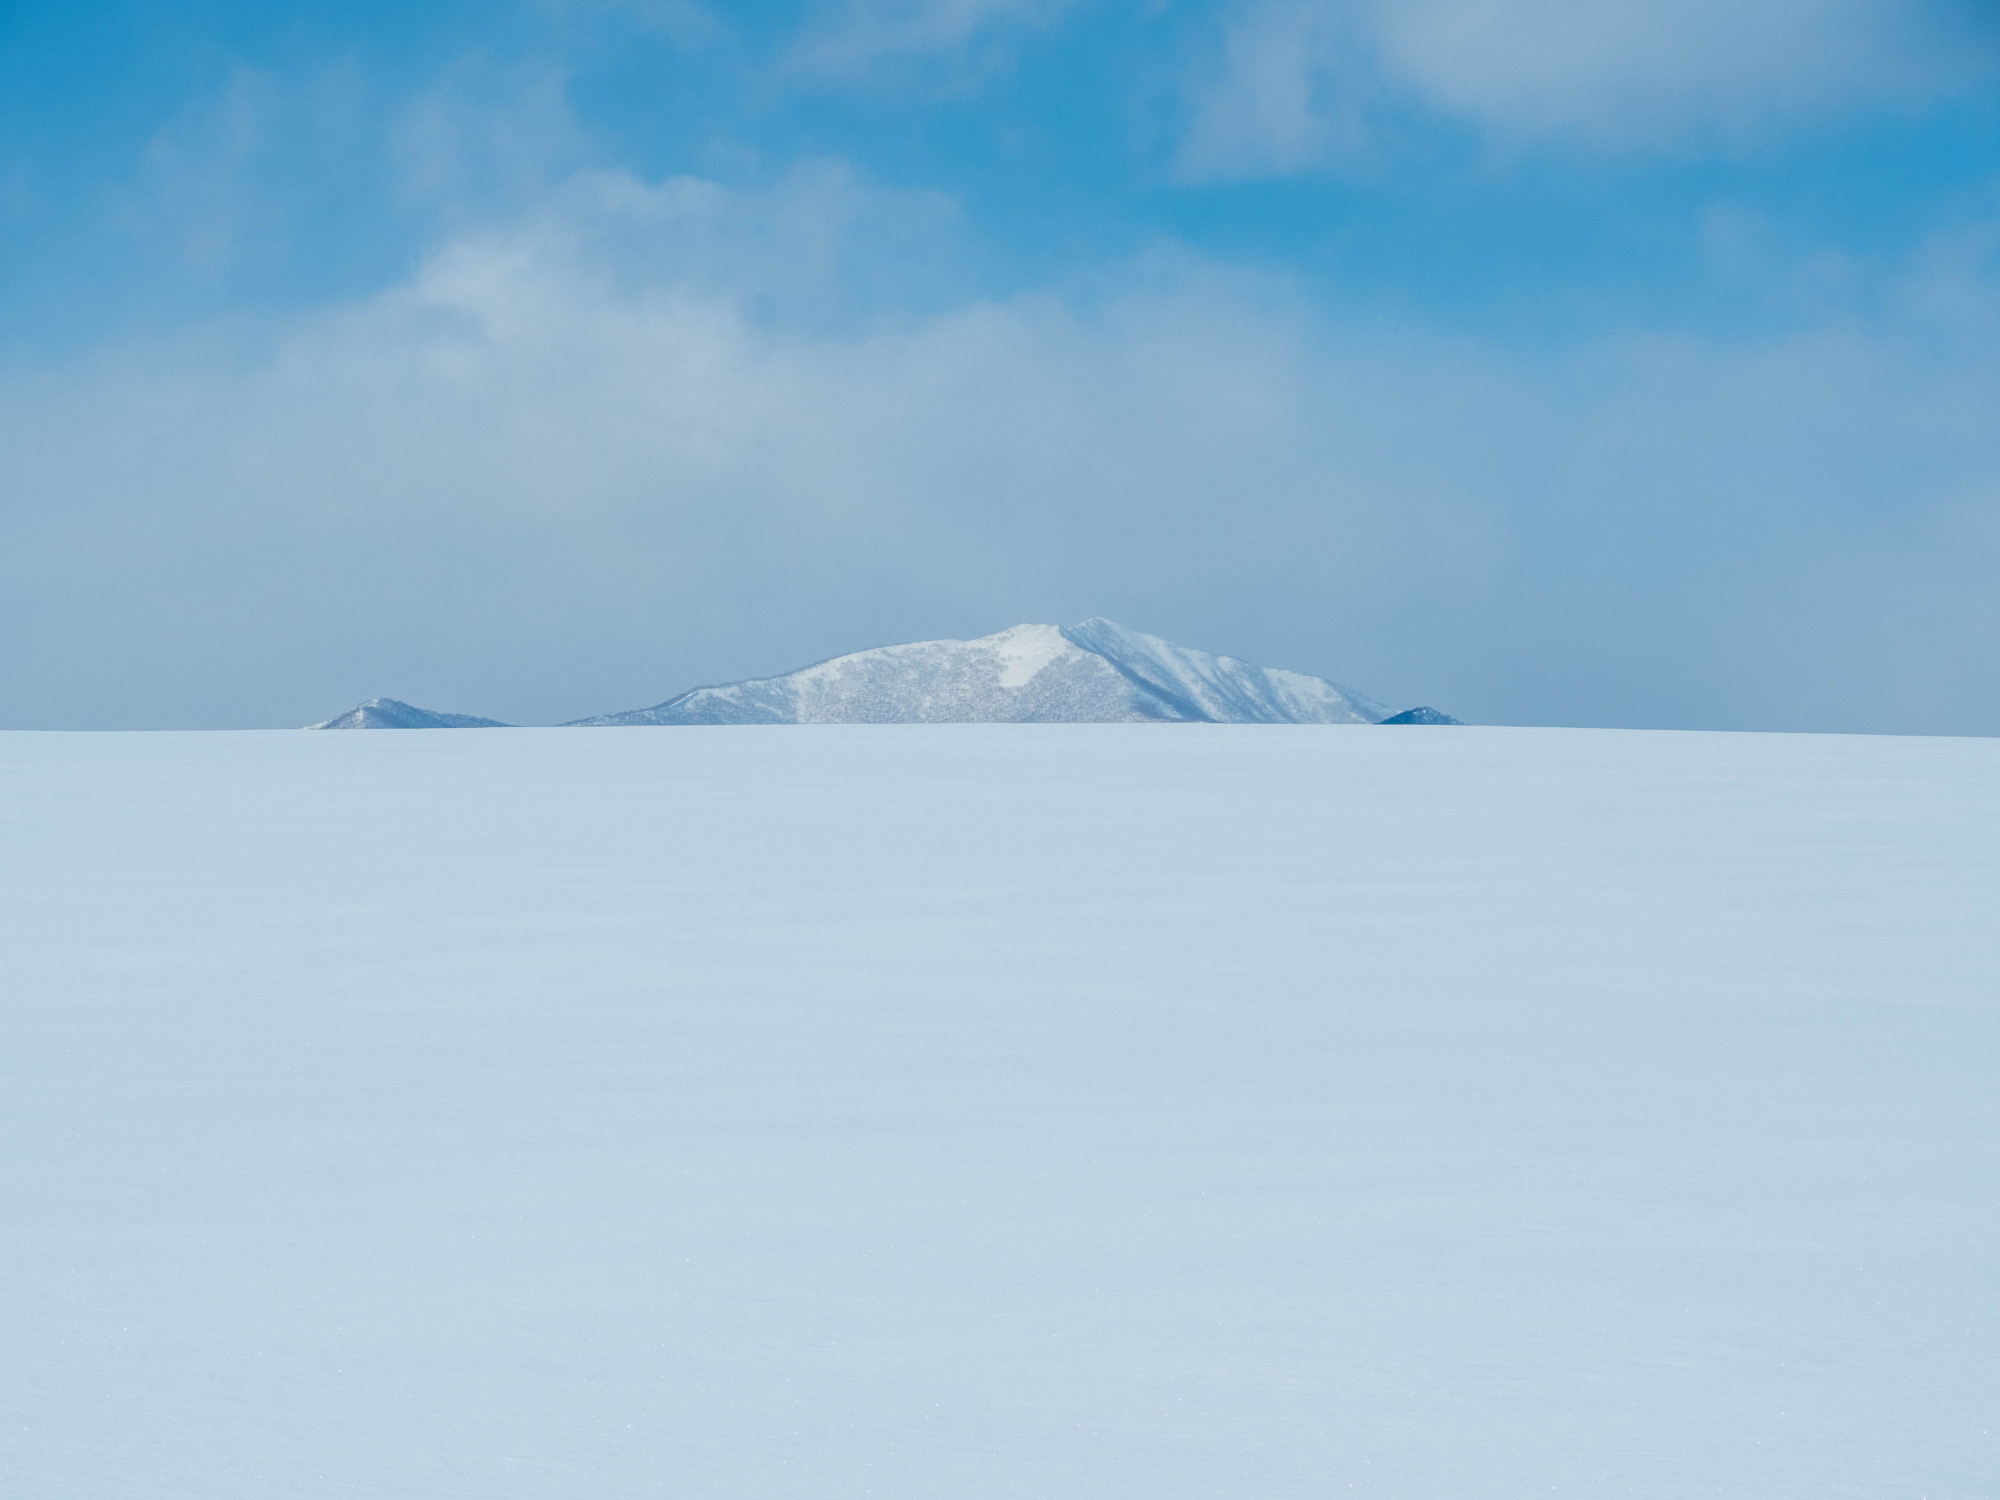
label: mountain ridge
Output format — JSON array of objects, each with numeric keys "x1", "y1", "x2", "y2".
[
  {"x1": 564, "y1": 619, "x2": 1389, "y2": 727},
  {"x1": 307, "y1": 620, "x2": 1456, "y2": 728}
]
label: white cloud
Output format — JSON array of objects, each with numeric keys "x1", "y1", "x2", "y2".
[
  {"x1": 393, "y1": 60, "x2": 594, "y2": 214},
  {"x1": 118, "y1": 66, "x2": 310, "y2": 270},
  {"x1": 1380, "y1": 0, "x2": 1986, "y2": 140},
  {"x1": 1183, "y1": 0, "x2": 1996, "y2": 172},
  {"x1": 4, "y1": 164, "x2": 1999, "y2": 733},
  {"x1": 786, "y1": 0, "x2": 1080, "y2": 76},
  {"x1": 1177, "y1": 1, "x2": 1383, "y2": 176}
]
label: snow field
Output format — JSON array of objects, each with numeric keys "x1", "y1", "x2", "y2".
[{"x1": 1, "y1": 724, "x2": 1995, "y2": 1498}]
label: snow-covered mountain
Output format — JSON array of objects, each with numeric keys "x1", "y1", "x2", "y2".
[
  {"x1": 1378, "y1": 706, "x2": 1462, "y2": 725},
  {"x1": 308, "y1": 698, "x2": 511, "y2": 730},
  {"x1": 568, "y1": 619, "x2": 1390, "y2": 726}
]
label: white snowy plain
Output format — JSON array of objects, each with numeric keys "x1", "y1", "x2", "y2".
[{"x1": 1, "y1": 724, "x2": 1995, "y2": 1499}]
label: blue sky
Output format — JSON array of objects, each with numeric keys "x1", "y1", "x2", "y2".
[{"x1": 3, "y1": 0, "x2": 1998, "y2": 730}]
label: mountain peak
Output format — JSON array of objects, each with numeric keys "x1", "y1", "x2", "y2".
[
  {"x1": 567, "y1": 621, "x2": 1394, "y2": 727},
  {"x1": 307, "y1": 698, "x2": 511, "y2": 730}
]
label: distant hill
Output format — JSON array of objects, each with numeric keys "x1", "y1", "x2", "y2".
[
  {"x1": 566, "y1": 619, "x2": 1391, "y2": 726},
  {"x1": 1378, "y1": 707, "x2": 1463, "y2": 725},
  {"x1": 307, "y1": 698, "x2": 511, "y2": 730}
]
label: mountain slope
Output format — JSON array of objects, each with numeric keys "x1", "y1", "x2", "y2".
[
  {"x1": 567, "y1": 619, "x2": 1389, "y2": 726},
  {"x1": 308, "y1": 698, "x2": 511, "y2": 730}
]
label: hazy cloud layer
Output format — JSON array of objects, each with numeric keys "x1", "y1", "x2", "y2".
[{"x1": 4, "y1": 165, "x2": 1997, "y2": 733}]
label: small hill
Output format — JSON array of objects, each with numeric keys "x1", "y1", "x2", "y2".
[
  {"x1": 1378, "y1": 706, "x2": 1463, "y2": 725},
  {"x1": 307, "y1": 698, "x2": 511, "y2": 730}
]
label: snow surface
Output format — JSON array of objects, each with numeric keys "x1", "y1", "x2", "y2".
[
  {"x1": 568, "y1": 618, "x2": 1387, "y2": 725},
  {"x1": 990, "y1": 622, "x2": 1072, "y2": 688},
  {"x1": 1, "y1": 724, "x2": 1995, "y2": 1499}
]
